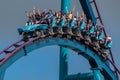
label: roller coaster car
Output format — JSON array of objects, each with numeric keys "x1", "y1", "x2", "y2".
[
  {"x1": 18, "y1": 24, "x2": 48, "y2": 35},
  {"x1": 18, "y1": 24, "x2": 49, "y2": 39}
]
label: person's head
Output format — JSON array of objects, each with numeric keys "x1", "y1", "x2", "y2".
[
  {"x1": 69, "y1": 11, "x2": 73, "y2": 14},
  {"x1": 28, "y1": 12, "x2": 32, "y2": 18},
  {"x1": 42, "y1": 11, "x2": 46, "y2": 17},
  {"x1": 58, "y1": 11, "x2": 62, "y2": 16},
  {"x1": 88, "y1": 19, "x2": 92, "y2": 23},
  {"x1": 81, "y1": 12, "x2": 85, "y2": 18},
  {"x1": 53, "y1": 11, "x2": 57, "y2": 16},
  {"x1": 36, "y1": 8, "x2": 40, "y2": 13},
  {"x1": 28, "y1": 12, "x2": 34, "y2": 21},
  {"x1": 62, "y1": 14, "x2": 65, "y2": 18},
  {"x1": 106, "y1": 35, "x2": 112, "y2": 40},
  {"x1": 99, "y1": 26, "x2": 103, "y2": 31},
  {"x1": 78, "y1": 15, "x2": 81, "y2": 19},
  {"x1": 54, "y1": 11, "x2": 58, "y2": 17},
  {"x1": 43, "y1": 9, "x2": 46, "y2": 14},
  {"x1": 63, "y1": 13, "x2": 66, "y2": 16},
  {"x1": 49, "y1": 9, "x2": 52, "y2": 14}
]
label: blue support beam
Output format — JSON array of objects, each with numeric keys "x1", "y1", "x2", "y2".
[
  {"x1": 61, "y1": 0, "x2": 70, "y2": 14},
  {"x1": 0, "y1": 38, "x2": 117, "y2": 80},
  {"x1": 92, "y1": 68, "x2": 103, "y2": 80},
  {"x1": 0, "y1": 70, "x2": 5, "y2": 80},
  {"x1": 79, "y1": 0, "x2": 96, "y2": 25},
  {"x1": 59, "y1": 47, "x2": 69, "y2": 80},
  {"x1": 59, "y1": 0, "x2": 70, "y2": 80}
]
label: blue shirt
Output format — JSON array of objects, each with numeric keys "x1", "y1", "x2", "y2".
[
  {"x1": 106, "y1": 41, "x2": 112, "y2": 48},
  {"x1": 51, "y1": 18, "x2": 56, "y2": 27},
  {"x1": 98, "y1": 32, "x2": 104, "y2": 40},
  {"x1": 89, "y1": 26, "x2": 94, "y2": 34},
  {"x1": 60, "y1": 18, "x2": 66, "y2": 27},
  {"x1": 46, "y1": 12, "x2": 54, "y2": 21},
  {"x1": 79, "y1": 21, "x2": 85, "y2": 30},
  {"x1": 69, "y1": 19, "x2": 76, "y2": 28}
]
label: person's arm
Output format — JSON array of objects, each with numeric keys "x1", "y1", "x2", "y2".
[
  {"x1": 25, "y1": 11, "x2": 29, "y2": 17},
  {"x1": 33, "y1": 7, "x2": 36, "y2": 15},
  {"x1": 72, "y1": 6, "x2": 75, "y2": 12},
  {"x1": 66, "y1": 6, "x2": 69, "y2": 14},
  {"x1": 77, "y1": 11, "x2": 79, "y2": 18}
]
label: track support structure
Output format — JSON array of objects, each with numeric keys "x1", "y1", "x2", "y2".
[
  {"x1": 92, "y1": 68, "x2": 102, "y2": 80},
  {"x1": 0, "y1": 69, "x2": 5, "y2": 80},
  {"x1": 59, "y1": 0, "x2": 70, "y2": 80}
]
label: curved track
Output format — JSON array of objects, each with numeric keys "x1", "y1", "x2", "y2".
[{"x1": 0, "y1": 28, "x2": 119, "y2": 80}]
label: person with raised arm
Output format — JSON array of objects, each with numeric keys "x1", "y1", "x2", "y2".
[
  {"x1": 79, "y1": 13, "x2": 86, "y2": 32},
  {"x1": 80, "y1": 19, "x2": 93, "y2": 45},
  {"x1": 33, "y1": 7, "x2": 41, "y2": 24},
  {"x1": 40, "y1": 9, "x2": 47, "y2": 24},
  {"x1": 25, "y1": 11, "x2": 35, "y2": 26},
  {"x1": 98, "y1": 34, "x2": 112, "y2": 58},
  {"x1": 104, "y1": 35, "x2": 112, "y2": 49},
  {"x1": 58, "y1": 13, "x2": 66, "y2": 34}
]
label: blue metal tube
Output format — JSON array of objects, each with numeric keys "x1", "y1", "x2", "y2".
[
  {"x1": 92, "y1": 68, "x2": 102, "y2": 80},
  {"x1": 59, "y1": 0, "x2": 70, "y2": 80},
  {"x1": 79, "y1": 0, "x2": 96, "y2": 25},
  {"x1": 59, "y1": 47, "x2": 69, "y2": 80},
  {"x1": 0, "y1": 70, "x2": 5, "y2": 80},
  {"x1": 61, "y1": 0, "x2": 70, "y2": 14}
]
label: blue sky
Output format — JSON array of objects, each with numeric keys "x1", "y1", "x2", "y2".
[{"x1": 0, "y1": 0, "x2": 120, "y2": 80}]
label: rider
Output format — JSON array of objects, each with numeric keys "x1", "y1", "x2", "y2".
[
  {"x1": 33, "y1": 7, "x2": 41, "y2": 24},
  {"x1": 49, "y1": 16, "x2": 57, "y2": 35},
  {"x1": 69, "y1": 16, "x2": 76, "y2": 28},
  {"x1": 59, "y1": 13, "x2": 67, "y2": 27},
  {"x1": 104, "y1": 35, "x2": 112, "y2": 49},
  {"x1": 58, "y1": 13, "x2": 66, "y2": 34},
  {"x1": 68, "y1": 16, "x2": 77, "y2": 35},
  {"x1": 79, "y1": 14, "x2": 86, "y2": 31},
  {"x1": 25, "y1": 12, "x2": 35, "y2": 26},
  {"x1": 83, "y1": 19, "x2": 93, "y2": 43},
  {"x1": 68, "y1": 11, "x2": 73, "y2": 20},
  {"x1": 99, "y1": 34, "x2": 112, "y2": 58}
]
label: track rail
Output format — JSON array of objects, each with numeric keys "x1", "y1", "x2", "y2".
[
  {"x1": 87, "y1": 0, "x2": 119, "y2": 78},
  {"x1": 0, "y1": 29, "x2": 119, "y2": 79}
]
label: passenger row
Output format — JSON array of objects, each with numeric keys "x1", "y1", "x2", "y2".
[{"x1": 25, "y1": 7, "x2": 112, "y2": 58}]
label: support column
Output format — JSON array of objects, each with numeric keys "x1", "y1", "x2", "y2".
[
  {"x1": 61, "y1": 0, "x2": 70, "y2": 14},
  {"x1": 92, "y1": 68, "x2": 102, "y2": 80},
  {"x1": 0, "y1": 70, "x2": 5, "y2": 80},
  {"x1": 79, "y1": 0, "x2": 96, "y2": 25},
  {"x1": 59, "y1": 47, "x2": 69, "y2": 80},
  {"x1": 59, "y1": 0, "x2": 71, "y2": 80}
]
